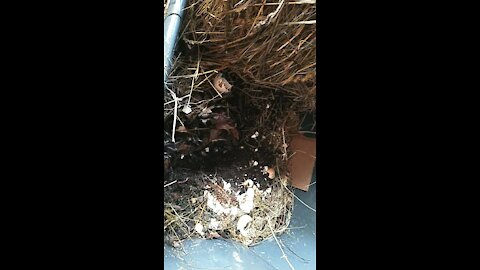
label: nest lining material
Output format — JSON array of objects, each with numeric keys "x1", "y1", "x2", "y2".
[{"x1": 164, "y1": 170, "x2": 293, "y2": 247}]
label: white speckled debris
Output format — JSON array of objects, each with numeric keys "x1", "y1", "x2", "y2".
[
  {"x1": 237, "y1": 214, "x2": 253, "y2": 237},
  {"x1": 222, "y1": 180, "x2": 232, "y2": 193},
  {"x1": 243, "y1": 179, "x2": 254, "y2": 188},
  {"x1": 206, "y1": 191, "x2": 230, "y2": 215},
  {"x1": 205, "y1": 191, "x2": 240, "y2": 217},
  {"x1": 208, "y1": 218, "x2": 222, "y2": 230},
  {"x1": 237, "y1": 187, "x2": 255, "y2": 213},
  {"x1": 195, "y1": 223, "x2": 204, "y2": 236},
  {"x1": 182, "y1": 105, "x2": 192, "y2": 114}
]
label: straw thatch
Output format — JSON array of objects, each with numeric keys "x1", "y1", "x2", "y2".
[{"x1": 179, "y1": 0, "x2": 316, "y2": 110}]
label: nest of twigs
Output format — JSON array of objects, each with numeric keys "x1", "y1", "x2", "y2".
[
  {"x1": 164, "y1": 0, "x2": 316, "y2": 248},
  {"x1": 164, "y1": 172, "x2": 294, "y2": 247}
]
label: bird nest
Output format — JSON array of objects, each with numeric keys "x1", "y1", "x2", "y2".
[{"x1": 164, "y1": 0, "x2": 316, "y2": 248}]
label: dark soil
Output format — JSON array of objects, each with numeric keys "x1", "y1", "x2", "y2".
[
  {"x1": 163, "y1": 71, "x2": 278, "y2": 212},
  {"x1": 164, "y1": 142, "x2": 275, "y2": 207}
]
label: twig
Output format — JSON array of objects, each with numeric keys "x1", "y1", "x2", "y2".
[
  {"x1": 166, "y1": 86, "x2": 180, "y2": 142},
  {"x1": 283, "y1": 185, "x2": 316, "y2": 213},
  {"x1": 267, "y1": 217, "x2": 296, "y2": 270},
  {"x1": 283, "y1": 241, "x2": 310, "y2": 263},
  {"x1": 303, "y1": 181, "x2": 316, "y2": 189},
  {"x1": 282, "y1": 20, "x2": 316, "y2": 25},
  {"x1": 281, "y1": 127, "x2": 288, "y2": 160},
  {"x1": 170, "y1": 227, "x2": 187, "y2": 254},
  {"x1": 170, "y1": 205, "x2": 191, "y2": 232},
  {"x1": 164, "y1": 180, "x2": 178, "y2": 188},
  {"x1": 297, "y1": 131, "x2": 316, "y2": 135},
  {"x1": 187, "y1": 56, "x2": 201, "y2": 107},
  {"x1": 251, "y1": 1, "x2": 315, "y2": 6},
  {"x1": 292, "y1": 149, "x2": 316, "y2": 159},
  {"x1": 255, "y1": 0, "x2": 285, "y2": 28},
  {"x1": 164, "y1": 94, "x2": 190, "y2": 106}
]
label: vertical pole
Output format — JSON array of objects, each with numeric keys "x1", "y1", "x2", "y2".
[{"x1": 164, "y1": 0, "x2": 187, "y2": 88}]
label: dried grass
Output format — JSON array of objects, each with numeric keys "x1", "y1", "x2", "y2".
[
  {"x1": 164, "y1": 175, "x2": 293, "y2": 246},
  {"x1": 180, "y1": 0, "x2": 316, "y2": 109}
]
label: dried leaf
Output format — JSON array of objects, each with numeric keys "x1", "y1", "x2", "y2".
[
  {"x1": 202, "y1": 133, "x2": 211, "y2": 146},
  {"x1": 177, "y1": 143, "x2": 190, "y2": 154},
  {"x1": 182, "y1": 105, "x2": 192, "y2": 114},
  {"x1": 207, "y1": 231, "x2": 221, "y2": 239},
  {"x1": 216, "y1": 122, "x2": 239, "y2": 141},
  {"x1": 176, "y1": 126, "x2": 188, "y2": 133},
  {"x1": 200, "y1": 106, "x2": 214, "y2": 118},
  {"x1": 213, "y1": 113, "x2": 229, "y2": 125},
  {"x1": 208, "y1": 113, "x2": 240, "y2": 142},
  {"x1": 164, "y1": 158, "x2": 170, "y2": 171},
  {"x1": 213, "y1": 74, "x2": 232, "y2": 93},
  {"x1": 230, "y1": 128, "x2": 240, "y2": 141},
  {"x1": 209, "y1": 129, "x2": 223, "y2": 142},
  {"x1": 267, "y1": 167, "x2": 275, "y2": 179}
]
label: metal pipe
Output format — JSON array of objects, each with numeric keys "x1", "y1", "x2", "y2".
[{"x1": 164, "y1": 0, "x2": 187, "y2": 86}]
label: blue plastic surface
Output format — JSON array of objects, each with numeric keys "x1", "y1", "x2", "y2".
[{"x1": 164, "y1": 170, "x2": 316, "y2": 270}]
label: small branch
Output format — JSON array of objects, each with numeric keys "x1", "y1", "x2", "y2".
[
  {"x1": 255, "y1": 0, "x2": 285, "y2": 28},
  {"x1": 165, "y1": 86, "x2": 181, "y2": 143},
  {"x1": 267, "y1": 217, "x2": 296, "y2": 270},
  {"x1": 282, "y1": 20, "x2": 316, "y2": 26},
  {"x1": 281, "y1": 127, "x2": 288, "y2": 160},
  {"x1": 283, "y1": 185, "x2": 316, "y2": 213},
  {"x1": 164, "y1": 180, "x2": 178, "y2": 188}
]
